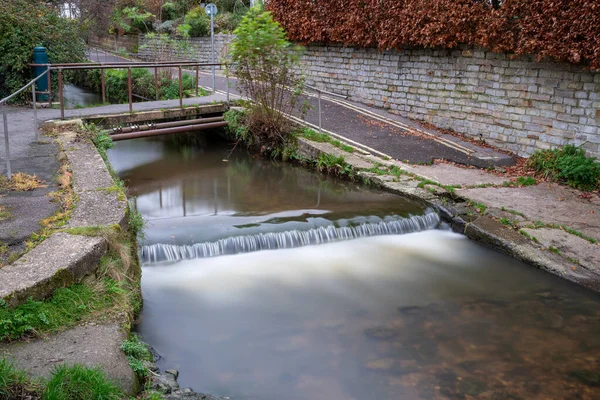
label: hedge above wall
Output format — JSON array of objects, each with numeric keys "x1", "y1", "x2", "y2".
[{"x1": 267, "y1": 0, "x2": 600, "y2": 71}]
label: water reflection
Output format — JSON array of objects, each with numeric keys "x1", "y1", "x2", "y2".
[
  {"x1": 109, "y1": 136, "x2": 600, "y2": 400},
  {"x1": 109, "y1": 137, "x2": 422, "y2": 247}
]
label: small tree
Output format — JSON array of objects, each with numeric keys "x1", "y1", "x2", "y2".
[{"x1": 229, "y1": 6, "x2": 304, "y2": 150}]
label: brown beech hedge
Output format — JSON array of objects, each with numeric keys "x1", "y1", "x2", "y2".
[{"x1": 267, "y1": 0, "x2": 600, "y2": 70}]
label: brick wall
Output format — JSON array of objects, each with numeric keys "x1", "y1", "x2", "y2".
[
  {"x1": 299, "y1": 45, "x2": 600, "y2": 158},
  {"x1": 137, "y1": 34, "x2": 234, "y2": 63}
]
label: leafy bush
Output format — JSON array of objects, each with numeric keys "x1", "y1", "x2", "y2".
[
  {"x1": 44, "y1": 364, "x2": 122, "y2": 400},
  {"x1": 0, "y1": 0, "x2": 86, "y2": 100},
  {"x1": 268, "y1": 0, "x2": 600, "y2": 70},
  {"x1": 527, "y1": 145, "x2": 600, "y2": 190},
  {"x1": 184, "y1": 6, "x2": 210, "y2": 37},
  {"x1": 229, "y1": 6, "x2": 305, "y2": 150}
]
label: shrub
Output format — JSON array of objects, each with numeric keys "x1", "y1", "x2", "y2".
[
  {"x1": 229, "y1": 6, "x2": 305, "y2": 151},
  {"x1": 267, "y1": 0, "x2": 600, "y2": 70},
  {"x1": 0, "y1": 0, "x2": 86, "y2": 101},
  {"x1": 44, "y1": 364, "x2": 122, "y2": 400},
  {"x1": 184, "y1": 6, "x2": 210, "y2": 37},
  {"x1": 527, "y1": 145, "x2": 600, "y2": 190}
]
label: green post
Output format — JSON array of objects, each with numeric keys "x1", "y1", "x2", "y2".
[{"x1": 33, "y1": 46, "x2": 49, "y2": 101}]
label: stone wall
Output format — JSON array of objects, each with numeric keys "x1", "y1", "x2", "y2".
[
  {"x1": 299, "y1": 45, "x2": 600, "y2": 158},
  {"x1": 89, "y1": 35, "x2": 139, "y2": 54},
  {"x1": 137, "y1": 34, "x2": 234, "y2": 63}
]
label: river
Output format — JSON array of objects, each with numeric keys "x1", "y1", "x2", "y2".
[{"x1": 108, "y1": 134, "x2": 600, "y2": 400}]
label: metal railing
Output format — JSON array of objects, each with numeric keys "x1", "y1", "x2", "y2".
[
  {"x1": 305, "y1": 84, "x2": 348, "y2": 133},
  {"x1": 30, "y1": 61, "x2": 229, "y2": 120},
  {"x1": 0, "y1": 69, "x2": 50, "y2": 179},
  {"x1": 0, "y1": 59, "x2": 231, "y2": 178}
]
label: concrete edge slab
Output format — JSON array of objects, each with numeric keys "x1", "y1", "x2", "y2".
[{"x1": 0, "y1": 232, "x2": 108, "y2": 307}]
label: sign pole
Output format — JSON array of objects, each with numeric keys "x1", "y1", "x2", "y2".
[{"x1": 206, "y1": 4, "x2": 218, "y2": 94}]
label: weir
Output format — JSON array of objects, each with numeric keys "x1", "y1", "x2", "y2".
[{"x1": 141, "y1": 212, "x2": 441, "y2": 263}]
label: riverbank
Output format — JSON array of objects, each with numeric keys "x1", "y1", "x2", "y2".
[{"x1": 292, "y1": 133, "x2": 600, "y2": 291}]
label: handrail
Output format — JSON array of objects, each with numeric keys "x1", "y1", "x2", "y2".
[
  {"x1": 31, "y1": 62, "x2": 224, "y2": 68},
  {"x1": 0, "y1": 69, "x2": 49, "y2": 105},
  {"x1": 305, "y1": 84, "x2": 348, "y2": 100}
]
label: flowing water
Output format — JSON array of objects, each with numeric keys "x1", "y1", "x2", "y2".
[{"x1": 109, "y1": 135, "x2": 600, "y2": 400}]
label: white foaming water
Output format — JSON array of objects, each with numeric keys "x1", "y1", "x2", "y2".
[
  {"x1": 141, "y1": 230, "x2": 511, "y2": 307},
  {"x1": 140, "y1": 212, "x2": 440, "y2": 263},
  {"x1": 138, "y1": 230, "x2": 567, "y2": 400}
]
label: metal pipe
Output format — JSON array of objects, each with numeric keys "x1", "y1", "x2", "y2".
[
  {"x1": 32, "y1": 85, "x2": 38, "y2": 141},
  {"x1": 127, "y1": 67, "x2": 133, "y2": 114},
  {"x1": 318, "y1": 90, "x2": 322, "y2": 133},
  {"x1": 32, "y1": 61, "x2": 223, "y2": 67},
  {"x1": 178, "y1": 66, "x2": 183, "y2": 109},
  {"x1": 47, "y1": 66, "x2": 52, "y2": 108},
  {"x1": 101, "y1": 69, "x2": 106, "y2": 104},
  {"x1": 111, "y1": 121, "x2": 228, "y2": 141},
  {"x1": 58, "y1": 69, "x2": 64, "y2": 120},
  {"x1": 195, "y1": 66, "x2": 199, "y2": 97},
  {"x1": 226, "y1": 67, "x2": 230, "y2": 105},
  {"x1": 2, "y1": 106, "x2": 11, "y2": 179},
  {"x1": 110, "y1": 117, "x2": 225, "y2": 134},
  {"x1": 154, "y1": 67, "x2": 159, "y2": 101}
]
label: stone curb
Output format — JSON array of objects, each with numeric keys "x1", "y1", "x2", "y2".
[
  {"x1": 0, "y1": 128, "x2": 128, "y2": 306},
  {"x1": 0, "y1": 233, "x2": 107, "y2": 307},
  {"x1": 299, "y1": 137, "x2": 600, "y2": 293}
]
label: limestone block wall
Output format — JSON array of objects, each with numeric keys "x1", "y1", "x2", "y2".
[
  {"x1": 299, "y1": 45, "x2": 600, "y2": 158},
  {"x1": 137, "y1": 34, "x2": 234, "y2": 63}
]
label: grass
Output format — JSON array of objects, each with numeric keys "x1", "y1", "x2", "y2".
[
  {"x1": 0, "y1": 358, "x2": 38, "y2": 398},
  {"x1": 527, "y1": 144, "x2": 600, "y2": 191},
  {"x1": 0, "y1": 173, "x2": 47, "y2": 192},
  {"x1": 516, "y1": 176, "x2": 537, "y2": 186},
  {"x1": 519, "y1": 229, "x2": 540, "y2": 243},
  {"x1": 0, "y1": 205, "x2": 12, "y2": 222},
  {"x1": 524, "y1": 221, "x2": 597, "y2": 244},
  {"x1": 44, "y1": 364, "x2": 123, "y2": 400},
  {"x1": 467, "y1": 201, "x2": 487, "y2": 215},
  {"x1": 548, "y1": 246, "x2": 562, "y2": 255},
  {"x1": 299, "y1": 127, "x2": 355, "y2": 153},
  {"x1": 315, "y1": 153, "x2": 354, "y2": 177},
  {"x1": 499, "y1": 217, "x2": 515, "y2": 227},
  {"x1": 500, "y1": 207, "x2": 526, "y2": 218}
]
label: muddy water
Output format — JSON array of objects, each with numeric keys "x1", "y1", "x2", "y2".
[{"x1": 109, "y1": 136, "x2": 600, "y2": 400}]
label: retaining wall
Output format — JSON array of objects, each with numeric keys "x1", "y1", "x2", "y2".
[
  {"x1": 299, "y1": 45, "x2": 600, "y2": 158},
  {"x1": 92, "y1": 34, "x2": 600, "y2": 158},
  {"x1": 137, "y1": 34, "x2": 233, "y2": 63}
]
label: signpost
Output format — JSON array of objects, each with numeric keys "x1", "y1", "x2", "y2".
[{"x1": 205, "y1": 3, "x2": 218, "y2": 93}]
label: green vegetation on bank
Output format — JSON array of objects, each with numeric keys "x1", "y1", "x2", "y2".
[
  {"x1": 72, "y1": 68, "x2": 207, "y2": 105},
  {"x1": 121, "y1": 334, "x2": 153, "y2": 380},
  {"x1": 527, "y1": 144, "x2": 600, "y2": 191},
  {"x1": 0, "y1": 358, "x2": 122, "y2": 400}
]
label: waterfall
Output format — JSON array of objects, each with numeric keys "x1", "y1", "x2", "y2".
[{"x1": 141, "y1": 212, "x2": 441, "y2": 263}]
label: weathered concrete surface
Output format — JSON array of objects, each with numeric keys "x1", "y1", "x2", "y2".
[
  {"x1": 57, "y1": 135, "x2": 128, "y2": 230},
  {"x1": 0, "y1": 192, "x2": 59, "y2": 246},
  {"x1": 297, "y1": 137, "x2": 376, "y2": 170},
  {"x1": 67, "y1": 190, "x2": 127, "y2": 229},
  {"x1": 401, "y1": 162, "x2": 510, "y2": 187},
  {"x1": 522, "y1": 228, "x2": 600, "y2": 271},
  {"x1": 0, "y1": 323, "x2": 137, "y2": 395},
  {"x1": 0, "y1": 232, "x2": 107, "y2": 306},
  {"x1": 63, "y1": 139, "x2": 115, "y2": 192},
  {"x1": 464, "y1": 217, "x2": 600, "y2": 292},
  {"x1": 459, "y1": 183, "x2": 600, "y2": 241}
]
